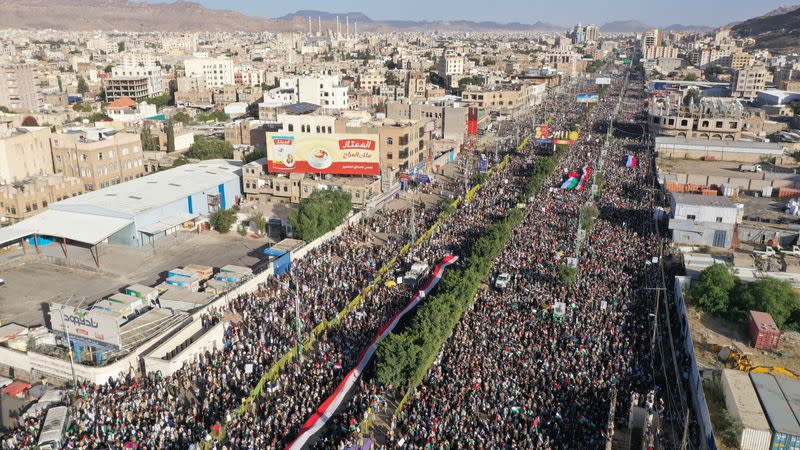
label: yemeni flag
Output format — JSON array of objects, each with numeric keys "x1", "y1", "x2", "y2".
[
  {"x1": 560, "y1": 172, "x2": 581, "y2": 190},
  {"x1": 625, "y1": 155, "x2": 637, "y2": 168},
  {"x1": 576, "y1": 165, "x2": 592, "y2": 191}
]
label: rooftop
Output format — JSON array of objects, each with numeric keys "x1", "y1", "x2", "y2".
[{"x1": 672, "y1": 193, "x2": 736, "y2": 208}]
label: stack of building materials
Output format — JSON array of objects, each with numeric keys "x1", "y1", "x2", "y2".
[
  {"x1": 721, "y1": 369, "x2": 772, "y2": 450},
  {"x1": 124, "y1": 284, "x2": 159, "y2": 305},
  {"x1": 750, "y1": 373, "x2": 800, "y2": 449},
  {"x1": 214, "y1": 265, "x2": 253, "y2": 283}
]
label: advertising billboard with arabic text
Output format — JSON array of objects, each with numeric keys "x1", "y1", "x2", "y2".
[
  {"x1": 49, "y1": 304, "x2": 122, "y2": 349},
  {"x1": 267, "y1": 133, "x2": 380, "y2": 175}
]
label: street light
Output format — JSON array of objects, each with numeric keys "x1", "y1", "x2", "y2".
[{"x1": 54, "y1": 303, "x2": 78, "y2": 388}]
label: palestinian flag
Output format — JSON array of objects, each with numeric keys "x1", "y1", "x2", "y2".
[
  {"x1": 576, "y1": 165, "x2": 592, "y2": 191},
  {"x1": 560, "y1": 172, "x2": 581, "y2": 190},
  {"x1": 625, "y1": 155, "x2": 637, "y2": 168}
]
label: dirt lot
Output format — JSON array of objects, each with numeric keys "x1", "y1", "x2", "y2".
[
  {"x1": 686, "y1": 305, "x2": 800, "y2": 375},
  {"x1": 658, "y1": 158, "x2": 772, "y2": 180}
]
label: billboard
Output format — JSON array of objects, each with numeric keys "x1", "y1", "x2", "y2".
[
  {"x1": 267, "y1": 133, "x2": 380, "y2": 175},
  {"x1": 595, "y1": 77, "x2": 611, "y2": 85},
  {"x1": 576, "y1": 93, "x2": 600, "y2": 103},
  {"x1": 532, "y1": 125, "x2": 579, "y2": 145},
  {"x1": 467, "y1": 107, "x2": 479, "y2": 136},
  {"x1": 49, "y1": 304, "x2": 122, "y2": 349}
]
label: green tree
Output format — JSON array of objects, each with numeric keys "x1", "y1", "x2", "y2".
[
  {"x1": 146, "y1": 93, "x2": 172, "y2": 110},
  {"x1": 288, "y1": 190, "x2": 352, "y2": 241},
  {"x1": 103, "y1": 64, "x2": 112, "y2": 74},
  {"x1": 210, "y1": 208, "x2": 237, "y2": 234},
  {"x1": 731, "y1": 277, "x2": 800, "y2": 328},
  {"x1": 789, "y1": 100, "x2": 800, "y2": 116},
  {"x1": 249, "y1": 212, "x2": 267, "y2": 236},
  {"x1": 558, "y1": 264, "x2": 578, "y2": 289},
  {"x1": 579, "y1": 204, "x2": 599, "y2": 231},
  {"x1": 141, "y1": 127, "x2": 157, "y2": 152},
  {"x1": 196, "y1": 110, "x2": 229, "y2": 123},
  {"x1": 683, "y1": 89, "x2": 702, "y2": 107},
  {"x1": 88, "y1": 112, "x2": 109, "y2": 122},
  {"x1": 385, "y1": 72, "x2": 399, "y2": 86},
  {"x1": 172, "y1": 111, "x2": 192, "y2": 124},
  {"x1": 684, "y1": 73, "x2": 699, "y2": 81},
  {"x1": 0, "y1": 106, "x2": 12, "y2": 114},
  {"x1": 688, "y1": 264, "x2": 737, "y2": 315},
  {"x1": 77, "y1": 76, "x2": 89, "y2": 94},
  {"x1": 186, "y1": 136, "x2": 234, "y2": 160},
  {"x1": 720, "y1": 411, "x2": 743, "y2": 448},
  {"x1": 166, "y1": 123, "x2": 175, "y2": 153},
  {"x1": 172, "y1": 155, "x2": 190, "y2": 167},
  {"x1": 242, "y1": 150, "x2": 264, "y2": 164}
]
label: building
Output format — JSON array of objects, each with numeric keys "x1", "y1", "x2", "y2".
[
  {"x1": 730, "y1": 52, "x2": 754, "y2": 70},
  {"x1": 648, "y1": 97, "x2": 744, "y2": 140},
  {"x1": 104, "y1": 77, "x2": 152, "y2": 102},
  {"x1": 184, "y1": 57, "x2": 234, "y2": 88},
  {"x1": 341, "y1": 118, "x2": 429, "y2": 173},
  {"x1": 0, "y1": 122, "x2": 55, "y2": 184},
  {"x1": 732, "y1": 65, "x2": 770, "y2": 100},
  {"x1": 234, "y1": 67, "x2": 265, "y2": 87},
  {"x1": 668, "y1": 193, "x2": 738, "y2": 248},
  {"x1": 585, "y1": 25, "x2": 600, "y2": 43},
  {"x1": 438, "y1": 54, "x2": 464, "y2": 87},
  {"x1": 0, "y1": 174, "x2": 84, "y2": 225},
  {"x1": 0, "y1": 63, "x2": 43, "y2": 112},
  {"x1": 655, "y1": 136, "x2": 783, "y2": 162},
  {"x1": 460, "y1": 82, "x2": 545, "y2": 113},
  {"x1": 571, "y1": 23, "x2": 585, "y2": 44},
  {"x1": 385, "y1": 100, "x2": 468, "y2": 142},
  {"x1": 111, "y1": 65, "x2": 163, "y2": 98},
  {"x1": 644, "y1": 45, "x2": 679, "y2": 60},
  {"x1": 406, "y1": 71, "x2": 427, "y2": 98},
  {"x1": 0, "y1": 160, "x2": 243, "y2": 249},
  {"x1": 224, "y1": 118, "x2": 272, "y2": 150},
  {"x1": 105, "y1": 97, "x2": 158, "y2": 123},
  {"x1": 642, "y1": 29, "x2": 661, "y2": 48},
  {"x1": 279, "y1": 75, "x2": 349, "y2": 110},
  {"x1": 50, "y1": 128, "x2": 146, "y2": 191}
]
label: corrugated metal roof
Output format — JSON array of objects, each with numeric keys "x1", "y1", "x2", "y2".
[
  {"x1": 722, "y1": 369, "x2": 771, "y2": 431},
  {"x1": 776, "y1": 376, "x2": 800, "y2": 427},
  {"x1": 751, "y1": 373, "x2": 800, "y2": 436},
  {"x1": 0, "y1": 209, "x2": 132, "y2": 246}
]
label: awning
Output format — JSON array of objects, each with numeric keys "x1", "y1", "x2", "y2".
[
  {"x1": 139, "y1": 212, "x2": 198, "y2": 236},
  {"x1": 0, "y1": 210, "x2": 133, "y2": 246}
]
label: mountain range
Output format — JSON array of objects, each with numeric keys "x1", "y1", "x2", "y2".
[{"x1": 731, "y1": 4, "x2": 800, "y2": 52}]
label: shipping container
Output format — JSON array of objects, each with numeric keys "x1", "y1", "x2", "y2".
[
  {"x1": 107, "y1": 294, "x2": 145, "y2": 313},
  {"x1": 751, "y1": 373, "x2": 800, "y2": 450},
  {"x1": 722, "y1": 369, "x2": 772, "y2": 450},
  {"x1": 124, "y1": 284, "x2": 159, "y2": 305},
  {"x1": 166, "y1": 276, "x2": 201, "y2": 292},
  {"x1": 776, "y1": 376, "x2": 800, "y2": 427},
  {"x1": 218, "y1": 264, "x2": 253, "y2": 276},
  {"x1": 778, "y1": 187, "x2": 800, "y2": 201},
  {"x1": 749, "y1": 311, "x2": 781, "y2": 350},
  {"x1": 183, "y1": 264, "x2": 214, "y2": 280}
]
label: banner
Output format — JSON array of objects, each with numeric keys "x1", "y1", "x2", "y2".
[
  {"x1": 285, "y1": 255, "x2": 459, "y2": 450},
  {"x1": 595, "y1": 77, "x2": 611, "y2": 85},
  {"x1": 576, "y1": 94, "x2": 599, "y2": 103},
  {"x1": 534, "y1": 125, "x2": 578, "y2": 145},
  {"x1": 467, "y1": 107, "x2": 479, "y2": 136},
  {"x1": 49, "y1": 304, "x2": 122, "y2": 349},
  {"x1": 267, "y1": 133, "x2": 380, "y2": 175}
]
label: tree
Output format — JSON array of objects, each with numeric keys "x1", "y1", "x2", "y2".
[
  {"x1": 172, "y1": 156, "x2": 190, "y2": 167},
  {"x1": 683, "y1": 88, "x2": 702, "y2": 107},
  {"x1": 117, "y1": 41, "x2": 125, "y2": 52},
  {"x1": 385, "y1": 72, "x2": 399, "y2": 86},
  {"x1": 103, "y1": 64, "x2": 113, "y2": 74},
  {"x1": 166, "y1": 123, "x2": 175, "y2": 153},
  {"x1": 684, "y1": 73, "x2": 698, "y2": 81},
  {"x1": 688, "y1": 264, "x2": 737, "y2": 315},
  {"x1": 146, "y1": 93, "x2": 172, "y2": 109},
  {"x1": 77, "y1": 76, "x2": 89, "y2": 94},
  {"x1": 249, "y1": 212, "x2": 267, "y2": 236},
  {"x1": 57, "y1": 75, "x2": 63, "y2": 93},
  {"x1": 210, "y1": 208, "x2": 237, "y2": 234},
  {"x1": 242, "y1": 150, "x2": 264, "y2": 164},
  {"x1": 186, "y1": 136, "x2": 234, "y2": 160},
  {"x1": 141, "y1": 127, "x2": 157, "y2": 152},
  {"x1": 0, "y1": 106, "x2": 12, "y2": 114},
  {"x1": 558, "y1": 264, "x2": 578, "y2": 289},
  {"x1": 579, "y1": 204, "x2": 599, "y2": 231},
  {"x1": 288, "y1": 190, "x2": 352, "y2": 241},
  {"x1": 731, "y1": 277, "x2": 800, "y2": 328},
  {"x1": 789, "y1": 100, "x2": 800, "y2": 116},
  {"x1": 172, "y1": 111, "x2": 192, "y2": 124},
  {"x1": 88, "y1": 112, "x2": 110, "y2": 122}
]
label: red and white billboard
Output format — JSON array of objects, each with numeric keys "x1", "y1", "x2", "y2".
[{"x1": 267, "y1": 133, "x2": 380, "y2": 175}]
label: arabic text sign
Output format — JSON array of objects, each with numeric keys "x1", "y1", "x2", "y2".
[
  {"x1": 49, "y1": 304, "x2": 122, "y2": 349},
  {"x1": 576, "y1": 93, "x2": 599, "y2": 103},
  {"x1": 267, "y1": 133, "x2": 380, "y2": 175}
]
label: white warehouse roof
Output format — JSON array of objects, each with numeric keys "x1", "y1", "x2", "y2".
[{"x1": 0, "y1": 209, "x2": 133, "y2": 246}]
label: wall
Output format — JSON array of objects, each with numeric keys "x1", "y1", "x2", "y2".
[{"x1": 143, "y1": 321, "x2": 224, "y2": 377}]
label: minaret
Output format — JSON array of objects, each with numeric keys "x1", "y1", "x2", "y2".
[
  {"x1": 354, "y1": 21, "x2": 357, "y2": 37},
  {"x1": 346, "y1": 16, "x2": 350, "y2": 37},
  {"x1": 336, "y1": 16, "x2": 340, "y2": 37},
  {"x1": 318, "y1": 17, "x2": 321, "y2": 36},
  {"x1": 308, "y1": 17, "x2": 312, "y2": 35}
]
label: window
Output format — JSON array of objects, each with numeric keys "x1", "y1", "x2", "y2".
[
  {"x1": 42, "y1": 200, "x2": 48, "y2": 208},
  {"x1": 386, "y1": 137, "x2": 393, "y2": 145},
  {"x1": 716, "y1": 121, "x2": 723, "y2": 128},
  {"x1": 716, "y1": 217, "x2": 723, "y2": 223},
  {"x1": 702, "y1": 121, "x2": 710, "y2": 128},
  {"x1": 98, "y1": 152, "x2": 104, "y2": 160},
  {"x1": 680, "y1": 119, "x2": 689, "y2": 126},
  {"x1": 687, "y1": 214, "x2": 696, "y2": 220},
  {"x1": 288, "y1": 124, "x2": 294, "y2": 131}
]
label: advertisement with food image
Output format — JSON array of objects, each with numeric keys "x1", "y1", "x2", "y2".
[{"x1": 267, "y1": 133, "x2": 380, "y2": 175}]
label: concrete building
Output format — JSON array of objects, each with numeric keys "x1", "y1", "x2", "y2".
[
  {"x1": 104, "y1": 77, "x2": 152, "y2": 102},
  {"x1": 50, "y1": 128, "x2": 146, "y2": 191},
  {"x1": 105, "y1": 97, "x2": 158, "y2": 123},
  {"x1": 406, "y1": 71, "x2": 427, "y2": 98},
  {"x1": 279, "y1": 75, "x2": 349, "y2": 110},
  {"x1": 669, "y1": 193, "x2": 738, "y2": 248},
  {"x1": 460, "y1": 82, "x2": 545, "y2": 113},
  {"x1": 438, "y1": 54, "x2": 464, "y2": 87},
  {"x1": 385, "y1": 100, "x2": 468, "y2": 142},
  {"x1": 341, "y1": 118, "x2": 429, "y2": 173},
  {"x1": 111, "y1": 65, "x2": 163, "y2": 98},
  {"x1": 0, "y1": 174, "x2": 84, "y2": 225},
  {"x1": 0, "y1": 122, "x2": 55, "y2": 184},
  {"x1": 654, "y1": 136, "x2": 783, "y2": 162},
  {"x1": 585, "y1": 25, "x2": 600, "y2": 43},
  {"x1": 184, "y1": 57, "x2": 234, "y2": 88},
  {"x1": 0, "y1": 160, "x2": 243, "y2": 249},
  {"x1": 648, "y1": 97, "x2": 745, "y2": 140},
  {"x1": 0, "y1": 63, "x2": 43, "y2": 112},
  {"x1": 732, "y1": 65, "x2": 770, "y2": 100}
]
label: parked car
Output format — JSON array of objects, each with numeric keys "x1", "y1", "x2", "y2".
[{"x1": 495, "y1": 273, "x2": 511, "y2": 290}]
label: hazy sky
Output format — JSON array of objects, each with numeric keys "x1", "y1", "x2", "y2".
[{"x1": 158, "y1": 0, "x2": 791, "y2": 27}]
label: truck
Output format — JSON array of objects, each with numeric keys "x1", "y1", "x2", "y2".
[{"x1": 739, "y1": 164, "x2": 763, "y2": 173}]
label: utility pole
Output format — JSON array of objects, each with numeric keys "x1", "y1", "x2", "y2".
[{"x1": 410, "y1": 197, "x2": 417, "y2": 244}]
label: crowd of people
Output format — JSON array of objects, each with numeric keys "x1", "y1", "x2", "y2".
[{"x1": 2, "y1": 68, "x2": 670, "y2": 450}]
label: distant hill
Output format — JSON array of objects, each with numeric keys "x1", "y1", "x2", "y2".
[
  {"x1": 732, "y1": 4, "x2": 800, "y2": 52},
  {"x1": 600, "y1": 20, "x2": 711, "y2": 33},
  {"x1": 663, "y1": 24, "x2": 714, "y2": 32}
]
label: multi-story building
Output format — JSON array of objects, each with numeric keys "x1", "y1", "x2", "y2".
[
  {"x1": 585, "y1": 25, "x2": 600, "y2": 43},
  {"x1": 648, "y1": 96, "x2": 744, "y2": 140},
  {"x1": 184, "y1": 57, "x2": 234, "y2": 88},
  {"x1": 460, "y1": 82, "x2": 546, "y2": 113},
  {"x1": 279, "y1": 75, "x2": 349, "y2": 110},
  {"x1": 642, "y1": 29, "x2": 661, "y2": 49},
  {"x1": 543, "y1": 51, "x2": 581, "y2": 76},
  {"x1": 732, "y1": 64, "x2": 771, "y2": 100},
  {"x1": 110, "y1": 64, "x2": 163, "y2": 98},
  {"x1": 438, "y1": 54, "x2": 464, "y2": 87},
  {"x1": 644, "y1": 45, "x2": 679, "y2": 60},
  {"x1": 50, "y1": 128, "x2": 146, "y2": 191},
  {"x1": 0, "y1": 121, "x2": 55, "y2": 184},
  {"x1": 341, "y1": 118, "x2": 429, "y2": 173},
  {"x1": 0, "y1": 174, "x2": 84, "y2": 225},
  {"x1": 571, "y1": 23, "x2": 585, "y2": 44},
  {"x1": 105, "y1": 77, "x2": 151, "y2": 102},
  {"x1": 406, "y1": 71, "x2": 427, "y2": 98},
  {"x1": 234, "y1": 67, "x2": 265, "y2": 87},
  {"x1": 730, "y1": 52, "x2": 754, "y2": 70},
  {"x1": 106, "y1": 97, "x2": 158, "y2": 123},
  {"x1": 0, "y1": 63, "x2": 43, "y2": 112},
  {"x1": 386, "y1": 100, "x2": 468, "y2": 142},
  {"x1": 358, "y1": 72, "x2": 385, "y2": 92}
]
